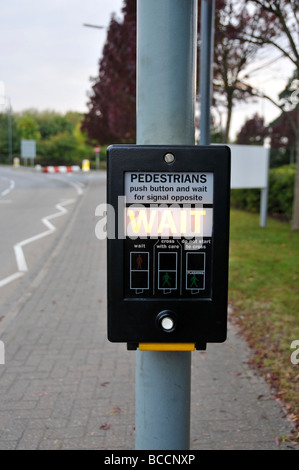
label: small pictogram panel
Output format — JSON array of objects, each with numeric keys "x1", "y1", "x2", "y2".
[
  {"x1": 186, "y1": 252, "x2": 205, "y2": 292},
  {"x1": 130, "y1": 252, "x2": 150, "y2": 292},
  {"x1": 158, "y1": 252, "x2": 177, "y2": 292}
]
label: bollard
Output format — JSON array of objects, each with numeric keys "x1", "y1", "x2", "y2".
[{"x1": 82, "y1": 159, "x2": 90, "y2": 172}]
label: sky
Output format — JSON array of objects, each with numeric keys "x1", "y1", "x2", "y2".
[
  {"x1": 0, "y1": 0, "x2": 124, "y2": 113},
  {"x1": 0, "y1": 0, "x2": 294, "y2": 140}
]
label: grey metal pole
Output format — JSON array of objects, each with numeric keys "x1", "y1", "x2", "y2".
[
  {"x1": 259, "y1": 149, "x2": 270, "y2": 227},
  {"x1": 260, "y1": 188, "x2": 268, "y2": 227},
  {"x1": 136, "y1": 0, "x2": 197, "y2": 450},
  {"x1": 199, "y1": 0, "x2": 215, "y2": 145},
  {"x1": 7, "y1": 98, "x2": 12, "y2": 164},
  {"x1": 137, "y1": 0, "x2": 197, "y2": 146}
]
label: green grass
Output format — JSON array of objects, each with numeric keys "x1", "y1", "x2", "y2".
[{"x1": 228, "y1": 209, "x2": 299, "y2": 439}]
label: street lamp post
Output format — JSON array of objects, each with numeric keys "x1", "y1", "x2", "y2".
[
  {"x1": 7, "y1": 97, "x2": 12, "y2": 164},
  {"x1": 83, "y1": 22, "x2": 105, "y2": 169},
  {"x1": 0, "y1": 82, "x2": 13, "y2": 164}
]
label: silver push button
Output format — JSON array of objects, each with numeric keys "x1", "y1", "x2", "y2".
[
  {"x1": 156, "y1": 310, "x2": 177, "y2": 333},
  {"x1": 161, "y1": 316, "x2": 174, "y2": 331}
]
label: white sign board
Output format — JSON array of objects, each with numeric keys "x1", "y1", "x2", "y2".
[
  {"x1": 229, "y1": 144, "x2": 269, "y2": 189},
  {"x1": 223, "y1": 144, "x2": 270, "y2": 227},
  {"x1": 21, "y1": 140, "x2": 36, "y2": 159}
]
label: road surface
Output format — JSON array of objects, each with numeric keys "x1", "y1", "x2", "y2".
[{"x1": 0, "y1": 165, "x2": 89, "y2": 313}]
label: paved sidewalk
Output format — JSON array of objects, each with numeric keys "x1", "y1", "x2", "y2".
[{"x1": 0, "y1": 176, "x2": 296, "y2": 450}]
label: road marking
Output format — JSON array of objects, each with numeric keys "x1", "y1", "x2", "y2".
[
  {"x1": 64, "y1": 179, "x2": 84, "y2": 196},
  {"x1": 0, "y1": 179, "x2": 15, "y2": 197},
  {"x1": 0, "y1": 272, "x2": 24, "y2": 288},
  {"x1": 48, "y1": 174, "x2": 84, "y2": 196},
  {"x1": 0, "y1": 198, "x2": 75, "y2": 287},
  {"x1": 0, "y1": 189, "x2": 87, "y2": 337}
]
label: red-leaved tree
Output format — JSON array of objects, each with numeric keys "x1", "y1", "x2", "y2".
[
  {"x1": 81, "y1": 0, "x2": 136, "y2": 144},
  {"x1": 83, "y1": 0, "x2": 271, "y2": 146},
  {"x1": 237, "y1": 113, "x2": 268, "y2": 145},
  {"x1": 270, "y1": 108, "x2": 298, "y2": 163}
]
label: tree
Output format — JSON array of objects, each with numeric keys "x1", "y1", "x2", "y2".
[
  {"x1": 16, "y1": 115, "x2": 40, "y2": 141},
  {"x1": 269, "y1": 71, "x2": 298, "y2": 166},
  {"x1": 210, "y1": 0, "x2": 258, "y2": 142},
  {"x1": 197, "y1": 0, "x2": 276, "y2": 143},
  {"x1": 83, "y1": 0, "x2": 271, "y2": 145},
  {"x1": 242, "y1": 0, "x2": 299, "y2": 229},
  {"x1": 270, "y1": 108, "x2": 297, "y2": 164},
  {"x1": 39, "y1": 115, "x2": 73, "y2": 139},
  {"x1": 82, "y1": 0, "x2": 136, "y2": 144},
  {"x1": 237, "y1": 113, "x2": 268, "y2": 145},
  {"x1": 0, "y1": 112, "x2": 20, "y2": 159},
  {"x1": 12, "y1": 109, "x2": 93, "y2": 166},
  {"x1": 37, "y1": 132, "x2": 78, "y2": 166}
]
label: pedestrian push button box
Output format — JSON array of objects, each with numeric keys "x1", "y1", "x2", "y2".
[{"x1": 106, "y1": 145, "x2": 231, "y2": 350}]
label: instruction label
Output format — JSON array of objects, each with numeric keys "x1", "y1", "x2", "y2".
[
  {"x1": 124, "y1": 171, "x2": 214, "y2": 299},
  {"x1": 125, "y1": 172, "x2": 213, "y2": 204}
]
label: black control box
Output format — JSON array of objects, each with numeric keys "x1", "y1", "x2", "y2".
[{"x1": 106, "y1": 145, "x2": 230, "y2": 349}]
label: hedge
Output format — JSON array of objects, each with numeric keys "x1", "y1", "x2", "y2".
[{"x1": 230, "y1": 164, "x2": 295, "y2": 221}]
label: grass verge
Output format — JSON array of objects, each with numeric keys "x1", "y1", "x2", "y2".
[{"x1": 228, "y1": 209, "x2": 299, "y2": 442}]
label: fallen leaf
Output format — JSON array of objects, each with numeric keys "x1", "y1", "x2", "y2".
[
  {"x1": 37, "y1": 391, "x2": 48, "y2": 396},
  {"x1": 110, "y1": 406, "x2": 121, "y2": 415},
  {"x1": 101, "y1": 382, "x2": 110, "y2": 387},
  {"x1": 100, "y1": 423, "x2": 110, "y2": 430}
]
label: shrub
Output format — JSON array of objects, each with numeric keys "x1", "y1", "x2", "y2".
[{"x1": 268, "y1": 164, "x2": 295, "y2": 220}]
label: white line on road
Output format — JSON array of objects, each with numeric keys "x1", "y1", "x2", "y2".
[
  {"x1": 0, "y1": 272, "x2": 24, "y2": 288},
  {"x1": 49, "y1": 175, "x2": 84, "y2": 196},
  {"x1": 0, "y1": 179, "x2": 15, "y2": 197},
  {"x1": 0, "y1": 198, "x2": 75, "y2": 288},
  {"x1": 65, "y1": 179, "x2": 84, "y2": 195}
]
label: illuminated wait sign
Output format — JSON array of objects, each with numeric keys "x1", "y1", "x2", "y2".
[
  {"x1": 125, "y1": 171, "x2": 214, "y2": 237},
  {"x1": 126, "y1": 207, "x2": 213, "y2": 237}
]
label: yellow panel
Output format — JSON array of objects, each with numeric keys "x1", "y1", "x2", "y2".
[{"x1": 139, "y1": 343, "x2": 195, "y2": 351}]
